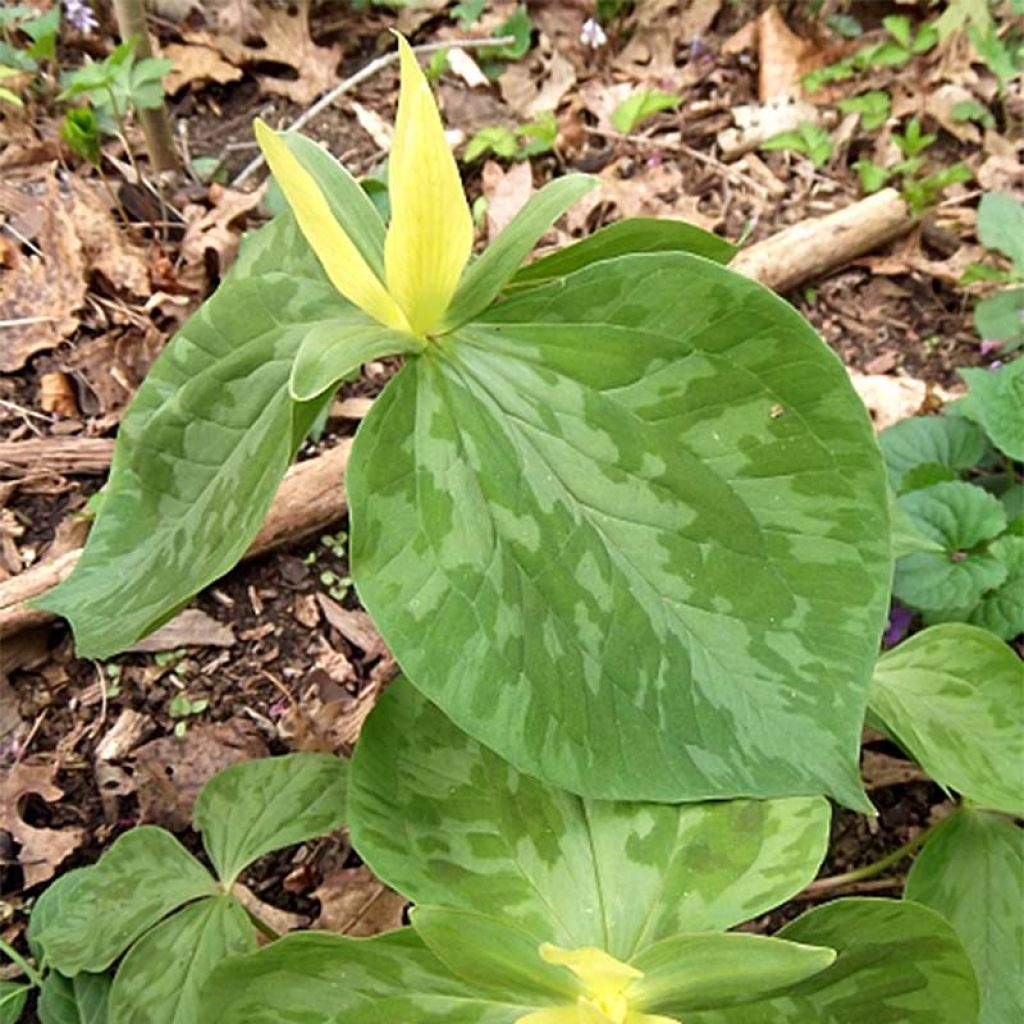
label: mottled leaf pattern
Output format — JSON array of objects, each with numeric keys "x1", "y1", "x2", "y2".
[
  {"x1": 870, "y1": 623, "x2": 1024, "y2": 814},
  {"x1": 36, "y1": 972, "x2": 111, "y2": 1024},
  {"x1": 905, "y1": 809, "x2": 1023, "y2": 1024},
  {"x1": 348, "y1": 680, "x2": 830, "y2": 959},
  {"x1": 350, "y1": 252, "x2": 890, "y2": 806}
]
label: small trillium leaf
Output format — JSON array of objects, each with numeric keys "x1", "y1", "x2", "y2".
[
  {"x1": 28, "y1": 866, "x2": 91, "y2": 962},
  {"x1": 36, "y1": 972, "x2": 111, "y2": 1024},
  {"x1": 35, "y1": 826, "x2": 217, "y2": 974},
  {"x1": 410, "y1": 907, "x2": 577, "y2": 1003},
  {"x1": 349, "y1": 252, "x2": 890, "y2": 807},
  {"x1": 34, "y1": 215, "x2": 350, "y2": 657},
  {"x1": 194, "y1": 752, "x2": 349, "y2": 885},
  {"x1": 0, "y1": 984, "x2": 29, "y2": 1024},
  {"x1": 878, "y1": 415, "x2": 988, "y2": 491},
  {"x1": 255, "y1": 120, "x2": 408, "y2": 332},
  {"x1": 958, "y1": 360, "x2": 1024, "y2": 460},
  {"x1": 348, "y1": 680, "x2": 831, "y2": 958},
  {"x1": 385, "y1": 35, "x2": 473, "y2": 336},
  {"x1": 441, "y1": 174, "x2": 599, "y2": 331},
  {"x1": 968, "y1": 534, "x2": 1024, "y2": 639},
  {"x1": 870, "y1": 623, "x2": 1024, "y2": 815},
  {"x1": 108, "y1": 896, "x2": 255, "y2": 1024},
  {"x1": 509, "y1": 218, "x2": 735, "y2": 290},
  {"x1": 627, "y1": 932, "x2": 836, "y2": 1014},
  {"x1": 288, "y1": 314, "x2": 423, "y2": 402},
  {"x1": 685, "y1": 899, "x2": 979, "y2": 1022},
  {"x1": 905, "y1": 808, "x2": 1023, "y2": 1024}
]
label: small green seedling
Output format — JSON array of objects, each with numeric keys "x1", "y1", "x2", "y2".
[
  {"x1": 837, "y1": 89, "x2": 891, "y2": 131},
  {"x1": 760, "y1": 121, "x2": 833, "y2": 167},
  {"x1": 464, "y1": 112, "x2": 557, "y2": 162},
  {"x1": 168, "y1": 691, "x2": 209, "y2": 736},
  {"x1": 611, "y1": 88, "x2": 680, "y2": 133}
]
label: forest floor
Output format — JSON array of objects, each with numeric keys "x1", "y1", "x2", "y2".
[{"x1": 1, "y1": 0, "x2": 1021, "y2": 972}]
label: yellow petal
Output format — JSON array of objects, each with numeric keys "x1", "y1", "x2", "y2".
[
  {"x1": 539, "y1": 944, "x2": 643, "y2": 1001},
  {"x1": 384, "y1": 34, "x2": 473, "y2": 336},
  {"x1": 515, "y1": 1009, "x2": 580, "y2": 1024},
  {"x1": 254, "y1": 119, "x2": 409, "y2": 333}
]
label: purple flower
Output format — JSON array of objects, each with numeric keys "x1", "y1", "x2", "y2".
[
  {"x1": 882, "y1": 604, "x2": 914, "y2": 649},
  {"x1": 979, "y1": 338, "x2": 1003, "y2": 357},
  {"x1": 65, "y1": 0, "x2": 98, "y2": 34},
  {"x1": 989, "y1": 360, "x2": 1004, "y2": 371}
]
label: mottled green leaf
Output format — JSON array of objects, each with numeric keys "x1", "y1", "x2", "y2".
[
  {"x1": 349, "y1": 252, "x2": 889, "y2": 807},
  {"x1": 109, "y1": 896, "x2": 255, "y2": 1024},
  {"x1": 893, "y1": 482, "x2": 1008, "y2": 610},
  {"x1": 687, "y1": 899, "x2": 979, "y2": 1023},
  {"x1": 878, "y1": 415, "x2": 987, "y2": 490},
  {"x1": 977, "y1": 192, "x2": 1024, "y2": 273},
  {"x1": 906, "y1": 808, "x2": 1023, "y2": 1024},
  {"x1": 29, "y1": 867, "x2": 90, "y2": 964},
  {"x1": 35, "y1": 215, "x2": 350, "y2": 657},
  {"x1": 194, "y1": 752, "x2": 349, "y2": 885},
  {"x1": 442, "y1": 175, "x2": 598, "y2": 330},
  {"x1": 36, "y1": 827, "x2": 217, "y2": 974},
  {"x1": 628, "y1": 932, "x2": 835, "y2": 1013},
  {"x1": 348, "y1": 680, "x2": 831, "y2": 958},
  {"x1": 0, "y1": 983, "x2": 29, "y2": 1024},
  {"x1": 959, "y1": 360, "x2": 1024, "y2": 460},
  {"x1": 38, "y1": 972, "x2": 110, "y2": 1024},
  {"x1": 870, "y1": 624, "x2": 1024, "y2": 814},
  {"x1": 510, "y1": 219, "x2": 735, "y2": 290}
]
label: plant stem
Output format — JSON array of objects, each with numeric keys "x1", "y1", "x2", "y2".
[
  {"x1": 806, "y1": 820, "x2": 942, "y2": 894},
  {"x1": 111, "y1": 0, "x2": 179, "y2": 173},
  {"x1": 245, "y1": 908, "x2": 281, "y2": 943},
  {"x1": 0, "y1": 935, "x2": 44, "y2": 989}
]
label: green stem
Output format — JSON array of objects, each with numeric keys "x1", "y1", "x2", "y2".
[
  {"x1": 0, "y1": 936, "x2": 44, "y2": 989},
  {"x1": 245, "y1": 908, "x2": 281, "y2": 943}
]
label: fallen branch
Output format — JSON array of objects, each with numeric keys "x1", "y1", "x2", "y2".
[
  {"x1": 0, "y1": 440, "x2": 351, "y2": 639},
  {"x1": 0, "y1": 437, "x2": 116, "y2": 476}
]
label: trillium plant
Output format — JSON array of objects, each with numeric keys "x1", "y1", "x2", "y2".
[{"x1": 18, "y1": 33, "x2": 1020, "y2": 1024}]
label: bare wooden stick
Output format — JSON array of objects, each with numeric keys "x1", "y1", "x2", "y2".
[
  {"x1": 729, "y1": 187, "x2": 914, "y2": 292},
  {"x1": 0, "y1": 438, "x2": 115, "y2": 476},
  {"x1": 0, "y1": 440, "x2": 352, "y2": 639}
]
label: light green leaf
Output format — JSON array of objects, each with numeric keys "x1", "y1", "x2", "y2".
[
  {"x1": 968, "y1": 534, "x2": 1024, "y2": 639},
  {"x1": 109, "y1": 896, "x2": 255, "y2": 1024},
  {"x1": 870, "y1": 623, "x2": 1024, "y2": 814},
  {"x1": 959, "y1": 360, "x2": 1024, "y2": 460},
  {"x1": 893, "y1": 481, "x2": 1008, "y2": 610},
  {"x1": 977, "y1": 192, "x2": 1024, "y2": 273},
  {"x1": 0, "y1": 983, "x2": 29, "y2": 1024},
  {"x1": 194, "y1": 752, "x2": 349, "y2": 885},
  {"x1": 442, "y1": 175, "x2": 598, "y2": 331},
  {"x1": 905, "y1": 808, "x2": 1023, "y2": 1024},
  {"x1": 628, "y1": 932, "x2": 835, "y2": 1013},
  {"x1": 510, "y1": 219, "x2": 735, "y2": 289},
  {"x1": 35, "y1": 215, "x2": 350, "y2": 657},
  {"x1": 889, "y1": 492, "x2": 945, "y2": 558},
  {"x1": 29, "y1": 867, "x2": 91, "y2": 964},
  {"x1": 611, "y1": 89, "x2": 681, "y2": 133},
  {"x1": 38, "y1": 972, "x2": 111, "y2": 1024},
  {"x1": 974, "y1": 288, "x2": 1024, "y2": 351},
  {"x1": 349, "y1": 252, "x2": 891, "y2": 807},
  {"x1": 878, "y1": 415, "x2": 988, "y2": 490},
  {"x1": 35, "y1": 827, "x2": 217, "y2": 974},
  {"x1": 687, "y1": 899, "x2": 979, "y2": 1022},
  {"x1": 348, "y1": 680, "x2": 831, "y2": 959}
]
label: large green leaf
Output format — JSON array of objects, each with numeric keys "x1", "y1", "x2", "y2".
[
  {"x1": 349, "y1": 252, "x2": 890, "y2": 807},
  {"x1": 37, "y1": 972, "x2": 111, "y2": 1024},
  {"x1": 35, "y1": 214, "x2": 351, "y2": 657},
  {"x1": 870, "y1": 623, "x2": 1024, "y2": 814},
  {"x1": 686, "y1": 899, "x2": 979, "y2": 1023},
  {"x1": 348, "y1": 680, "x2": 830, "y2": 959},
  {"x1": 108, "y1": 896, "x2": 255, "y2": 1024},
  {"x1": 976, "y1": 192, "x2": 1024, "y2": 273},
  {"x1": 893, "y1": 481, "x2": 1007, "y2": 610},
  {"x1": 959, "y1": 360, "x2": 1024, "y2": 460},
  {"x1": 878, "y1": 415, "x2": 987, "y2": 491},
  {"x1": 969, "y1": 534, "x2": 1024, "y2": 639},
  {"x1": 35, "y1": 827, "x2": 217, "y2": 974},
  {"x1": 905, "y1": 809, "x2": 1023, "y2": 1024},
  {"x1": 194, "y1": 752, "x2": 348, "y2": 885}
]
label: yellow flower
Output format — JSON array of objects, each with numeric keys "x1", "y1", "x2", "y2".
[
  {"x1": 254, "y1": 34, "x2": 473, "y2": 339},
  {"x1": 517, "y1": 944, "x2": 681, "y2": 1024}
]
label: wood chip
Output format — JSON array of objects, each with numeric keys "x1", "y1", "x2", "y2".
[{"x1": 315, "y1": 595, "x2": 387, "y2": 659}]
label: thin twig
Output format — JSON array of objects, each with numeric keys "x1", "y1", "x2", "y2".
[{"x1": 233, "y1": 34, "x2": 515, "y2": 187}]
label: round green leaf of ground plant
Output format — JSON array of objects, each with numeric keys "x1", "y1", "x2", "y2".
[
  {"x1": 37, "y1": 972, "x2": 111, "y2": 1024},
  {"x1": 628, "y1": 932, "x2": 835, "y2": 1013},
  {"x1": 194, "y1": 752, "x2": 348, "y2": 885},
  {"x1": 35, "y1": 826, "x2": 218, "y2": 974},
  {"x1": 976, "y1": 192, "x2": 1024, "y2": 272},
  {"x1": 870, "y1": 623, "x2": 1024, "y2": 815},
  {"x1": 34, "y1": 214, "x2": 354, "y2": 658},
  {"x1": 968, "y1": 534, "x2": 1024, "y2": 639},
  {"x1": 878, "y1": 415, "x2": 987, "y2": 491},
  {"x1": 348, "y1": 252, "x2": 890, "y2": 807},
  {"x1": 0, "y1": 984, "x2": 29, "y2": 1024},
  {"x1": 109, "y1": 895, "x2": 255, "y2": 1024},
  {"x1": 348, "y1": 680, "x2": 831, "y2": 960},
  {"x1": 684, "y1": 899, "x2": 979, "y2": 1023},
  {"x1": 959, "y1": 360, "x2": 1024, "y2": 460},
  {"x1": 199, "y1": 928, "x2": 533, "y2": 1024},
  {"x1": 893, "y1": 481, "x2": 1008, "y2": 610},
  {"x1": 905, "y1": 808, "x2": 1023, "y2": 1024},
  {"x1": 974, "y1": 288, "x2": 1024, "y2": 351}
]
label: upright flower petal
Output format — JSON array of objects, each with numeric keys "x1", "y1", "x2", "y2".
[
  {"x1": 254, "y1": 119, "x2": 409, "y2": 333},
  {"x1": 385, "y1": 34, "x2": 474, "y2": 336},
  {"x1": 539, "y1": 944, "x2": 642, "y2": 1000}
]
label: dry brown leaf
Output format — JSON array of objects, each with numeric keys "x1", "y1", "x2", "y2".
[
  {"x1": 163, "y1": 42, "x2": 244, "y2": 95},
  {"x1": 862, "y1": 750, "x2": 930, "y2": 791},
  {"x1": 65, "y1": 326, "x2": 164, "y2": 417},
  {"x1": 499, "y1": 51, "x2": 576, "y2": 119},
  {"x1": 315, "y1": 594, "x2": 387, "y2": 659},
  {"x1": 38, "y1": 372, "x2": 78, "y2": 418},
  {"x1": 0, "y1": 759, "x2": 85, "y2": 887},
  {"x1": 351, "y1": 101, "x2": 393, "y2": 151},
  {"x1": 757, "y1": 6, "x2": 814, "y2": 103},
  {"x1": 247, "y1": 5, "x2": 342, "y2": 106},
  {"x1": 179, "y1": 184, "x2": 265, "y2": 288},
  {"x1": 233, "y1": 881, "x2": 308, "y2": 935},
  {"x1": 847, "y1": 372, "x2": 957, "y2": 431},
  {"x1": 0, "y1": 173, "x2": 86, "y2": 372},
  {"x1": 314, "y1": 865, "x2": 407, "y2": 936},
  {"x1": 127, "y1": 608, "x2": 235, "y2": 653},
  {"x1": 447, "y1": 46, "x2": 489, "y2": 90},
  {"x1": 482, "y1": 159, "x2": 534, "y2": 240},
  {"x1": 614, "y1": 0, "x2": 721, "y2": 79}
]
